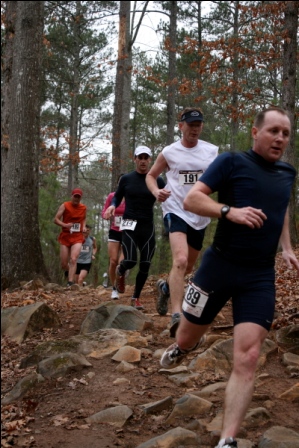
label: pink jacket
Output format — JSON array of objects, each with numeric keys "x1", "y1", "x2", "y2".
[{"x1": 102, "y1": 192, "x2": 125, "y2": 232}]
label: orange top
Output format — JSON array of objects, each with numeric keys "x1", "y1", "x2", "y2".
[{"x1": 59, "y1": 201, "x2": 86, "y2": 235}]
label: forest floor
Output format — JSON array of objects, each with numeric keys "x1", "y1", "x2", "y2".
[{"x1": 1, "y1": 248, "x2": 299, "y2": 448}]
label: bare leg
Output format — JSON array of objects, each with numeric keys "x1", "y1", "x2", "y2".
[
  {"x1": 168, "y1": 233, "x2": 189, "y2": 314},
  {"x1": 60, "y1": 245, "x2": 70, "y2": 272},
  {"x1": 176, "y1": 314, "x2": 209, "y2": 349},
  {"x1": 78, "y1": 269, "x2": 88, "y2": 286},
  {"x1": 68, "y1": 243, "x2": 82, "y2": 282},
  {"x1": 221, "y1": 322, "x2": 268, "y2": 439},
  {"x1": 108, "y1": 241, "x2": 121, "y2": 286},
  {"x1": 168, "y1": 233, "x2": 199, "y2": 314},
  {"x1": 185, "y1": 245, "x2": 200, "y2": 275}
]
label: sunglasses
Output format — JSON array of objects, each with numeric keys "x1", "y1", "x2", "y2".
[{"x1": 137, "y1": 154, "x2": 150, "y2": 160}]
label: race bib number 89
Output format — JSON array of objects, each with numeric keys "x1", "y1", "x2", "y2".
[{"x1": 182, "y1": 281, "x2": 209, "y2": 318}]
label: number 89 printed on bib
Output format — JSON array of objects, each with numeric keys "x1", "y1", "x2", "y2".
[{"x1": 182, "y1": 281, "x2": 209, "y2": 318}]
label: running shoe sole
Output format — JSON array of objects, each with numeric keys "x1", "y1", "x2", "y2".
[{"x1": 156, "y1": 279, "x2": 169, "y2": 316}]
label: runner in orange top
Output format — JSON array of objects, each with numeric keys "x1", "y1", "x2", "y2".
[{"x1": 54, "y1": 188, "x2": 87, "y2": 286}]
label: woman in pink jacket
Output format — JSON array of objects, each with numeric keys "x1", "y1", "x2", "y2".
[{"x1": 102, "y1": 176, "x2": 125, "y2": 299}]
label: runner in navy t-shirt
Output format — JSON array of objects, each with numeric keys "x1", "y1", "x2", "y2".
[{"x1": 160, "y1": 107, "x2": 299, "y2": 448}]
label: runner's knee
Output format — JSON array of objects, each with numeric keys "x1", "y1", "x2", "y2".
[
  {"x1": 139, "y1": 261, "x2": 151, "y2": 275},
  {"x1": 173, "y1": 254, "x2": 188, "y2": 271},
  {"x1": 69, "y1": 255, "x2": 78, "y2": 266},
  {"x1": 121, "y1": 260, "x2": 136, "y2": 271}
]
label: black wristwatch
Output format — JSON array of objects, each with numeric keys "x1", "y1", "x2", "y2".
[{"x1": 221, "y1": 205, "x2": 230, "y2": 219}]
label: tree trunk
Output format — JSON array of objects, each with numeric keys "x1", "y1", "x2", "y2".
[
  {"x1": 68, "y1": 0, "x2": 81, "y2": 194},
  {"x1": 111, "y1": 1, "x2": 131, "y2": 189},
  {"x1": 230, "y1": 1, "x2": 240, "y2": 152},
  {"x1": 1, "y1": 1, "x2": 49, "y2": 289},
  {"x1": 68, "y1": 83, "x2": 79, "y2": 193},
  {"x1": 166, "y1": 1, "x2": 177, "y2": 145},
  {"x1": 111, "y1": 1, "x2": 149, "y2": 189},
  {"x1": 281, "y1": 1, "x2": 298, "y2": 246}
]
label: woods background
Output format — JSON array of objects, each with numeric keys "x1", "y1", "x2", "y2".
[{"x1": 1, "y1": 1, "x2": 298, "y2": 289}]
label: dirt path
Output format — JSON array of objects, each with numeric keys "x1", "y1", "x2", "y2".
[{"x1": 1, "y1": 250, "x2": 299, "y2": 448}]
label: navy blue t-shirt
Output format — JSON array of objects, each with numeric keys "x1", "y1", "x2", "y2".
[
  {"x1": 112, "y1": 171, "x2": 165, "y2": 222},
  {"x1": 200, "y1": 149, "x2": 296, "y2": 266}
]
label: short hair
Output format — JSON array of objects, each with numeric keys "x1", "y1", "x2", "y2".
[
  {"x1": 253, "y1": 107, "x2": 290, "y2": 128},
  {"x1": 179, "y1": 106, "x2": 204, "y2": 121},
  {"x1": 85, "y1": 224, "x2": 92, "y2": 229}
]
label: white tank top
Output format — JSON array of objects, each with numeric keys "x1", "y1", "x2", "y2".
[{"x1": 161, "y1": 139, "x2": 218, "y2": 230}]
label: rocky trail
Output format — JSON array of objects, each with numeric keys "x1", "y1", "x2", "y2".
[{"x1": 1, "y1": 249, "x2": 299, "y2": 448}]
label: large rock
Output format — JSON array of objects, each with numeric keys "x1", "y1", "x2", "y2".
[
  {"x1": 1, "y1": 302, "x2": 61, "y2": 343},
  {"x1": 20, "y1": 339, "x2": 82, "y2": 368},
  {"x1": 2, "y1": 373, "x2": 45, "y2": 405},
  {"x1": 37, "y1": 352, "x2": 92, "y2": 378},
  {"x1": 20, "y1": 329, "x2": 149, "y2": 368},
  {"x1": 278, "y1": 383, "x2": 299, "y2": 402},
  {"x1": 80, "y1": 303, "x2": 154, "y2": 334},
  {"x1": 258, "y1": 426, "x2": 299, "y2": 447},
  {"x1": 244, "y1": 407, "x2": 271, "y2": 429},
  {"x1": 189, "y1": 338, "x2": 277, "y2": 374},
  {"x1": 112, "y1": 345, "x2": 141, "y2": 363},
  {"x1": 275, "y1": 325, "x2": 299, "y2": 355},
  {"x1": 136, "y1": 427, "x2": 200, "y2": 448},
  {"x1": 165, "y1": 394, "x2": 213, "y2": 424},
  {"x1": 86, "y1": 405, "x2": 133, "y2": 427},
  {"x1": 76, "y1": 329, "x2": 149, "y2": 358},
  {"x1": 139, "y1": 396, "x2": 173, "y2": 415}
]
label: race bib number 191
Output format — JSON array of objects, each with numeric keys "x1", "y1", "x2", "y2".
[
  {"x1": 179, "y1": 170, "x2": 203, "y2": 185},
  {"x1": 182, "y1": 281, "x2": 209, "y2": 318}
]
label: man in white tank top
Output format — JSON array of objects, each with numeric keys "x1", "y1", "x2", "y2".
[{"x1": 146, "y1": 107, "x2": 218, "y2": 336}]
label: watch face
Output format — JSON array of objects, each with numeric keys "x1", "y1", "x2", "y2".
[{"x1": 221, "y1": 205, "x2": 230, "y2": 217}]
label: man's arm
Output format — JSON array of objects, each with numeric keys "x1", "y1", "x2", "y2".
[
  {"x1": 103, "y1": 205, "x2": 115, "y2": 219},
  {"x1": 54, "y1": 203, "x2": 72, "y2": 230},
  {"x1": 146, "y1": 153, "x2": 171, "y2": 202},
  {"x1": 279, "y1": 208, "x2": 299, "y2": 274},
  {"x1": 102, "y1": 193, "x2": 112, "y2": 218},
  {"x1": 104, "y1": 182, "x2": 124, "y2": 219},
  {"x1": 184, "y1": 181, "x2": 267, "y2": 229},
  {"x1": 82, "y1": 214, "x2": 87, "y2": 233}
]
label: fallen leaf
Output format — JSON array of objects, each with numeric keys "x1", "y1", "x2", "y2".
[{"x1": 51, "y1": 415, "x2": 69, "y2": 426}]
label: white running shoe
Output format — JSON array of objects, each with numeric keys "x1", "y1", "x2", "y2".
[
  {"x1": 111, "y1": 289, "x2": 119, "y2": 300},
  {"x1": 160, "y1": 336, "x2": 206, "y2": 369},
  {"x1": 215, "y1": 437, "x2": 238, "y2": 448}
]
